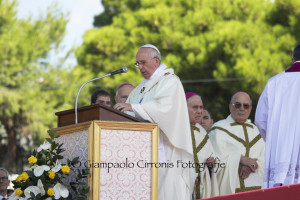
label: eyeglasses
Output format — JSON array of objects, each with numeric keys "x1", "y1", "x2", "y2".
[
  {"x1": 135, "y1": 60, "x2": 147, "y2": 68},
  {"x1": 135, "y1": 57, "x2": 157, "y2": 68},
  {"x1": 232, "y1": 102, "x2": 250, "y2": 110},
  {"x1": 0, "y1": 176, "x2": 8, "y2": 181}
]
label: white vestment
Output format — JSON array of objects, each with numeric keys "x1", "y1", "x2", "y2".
[
  {"x1": 209, "y1": 115, "x2": 265, "y2": 195},
  {"x1": 191, "y1": 123, "x2": 219, "y2": 198},
  {"x1": 255, "y1": 62, "x2": 300, "y2": 188},
  {"x1": 126, "y1": 64, "x2": 197, "y2": 200}
]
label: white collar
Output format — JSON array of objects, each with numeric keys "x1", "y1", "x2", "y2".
[{"x1": 150, "y1": 63, "x2": 167, "y2": 79}]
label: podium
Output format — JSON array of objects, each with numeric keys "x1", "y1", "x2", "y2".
[{"x1": 52, "y1": 104, "x2": 158, "y2": 200}]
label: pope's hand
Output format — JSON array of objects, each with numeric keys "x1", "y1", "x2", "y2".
[{"x1": 113, "y1": 103, "x2": 133, "y2": 112}]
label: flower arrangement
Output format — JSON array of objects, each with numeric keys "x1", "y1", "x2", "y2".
[{"x1": 9, "y1": 130, "x2": 89, "y2": 200}]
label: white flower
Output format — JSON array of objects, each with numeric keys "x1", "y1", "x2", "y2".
[
  {"x1": 37, "y1": 141, "x2": 51, "y2": 152},
  {"x1": 13, "y1": 179, "x2": 45, "y2": 200},
  {"x1": 52, "y1": 163, "x2": 62, "y2": 173},
  {"x1": 53, "y1": 183, "x2": 69, "y2": 199},
  {"x1": 33, "y1": 165, "x2": 50, "y2": 177},
  {"x1": 24, "y1": 186, "x2": 40, "y2": 198},
  {"x1": 37, "y1": 179, "x2": 45, "y2": 196}
]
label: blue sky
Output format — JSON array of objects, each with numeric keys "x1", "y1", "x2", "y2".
[{"x1": 17, "y1": 0, "x2": 103, "y2": 67}]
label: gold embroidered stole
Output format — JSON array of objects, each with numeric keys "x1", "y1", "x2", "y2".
[
  {"x1": 210, "y1": 123, "x2": 262, "y2": 193},
  {"x1": 191, "y1": 125, "x2": 209, "y2": 199},
  {"x1": 128, "y1": 70, "x2": 173, "y2": 104}
]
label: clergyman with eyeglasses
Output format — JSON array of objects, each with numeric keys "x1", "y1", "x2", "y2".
[
  {"x1": 114, "y1": 44, "x2": 197, "y2": 200},
  {"x1": 0, "y1": 168, "x2": 10, "y2": 200},
  {"x1": 208, "y1": 91, "x2": 265, "y2": 195}
]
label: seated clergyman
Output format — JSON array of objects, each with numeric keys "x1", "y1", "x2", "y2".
[{"x1": 209, "y1": 91, "x2": 265, "y2": 195}]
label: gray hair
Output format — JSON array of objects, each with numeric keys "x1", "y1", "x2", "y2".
[
  {"x1": 148, "y1": 48, "x2": 161, "y2": 60},
  {"x1": 0, "y1": 168, "x2": 9, "y2": 177},
  {"x1": 186, "y1": 94, "x2": 202, "y2": 104}
]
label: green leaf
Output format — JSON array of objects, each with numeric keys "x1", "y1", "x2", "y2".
[
  {"x1": 82, "y1": 168, "x2": 90, "y2": 175},
  {"x1": 48, "y1": 130, "x2": 55, "y2": 139},
  {"x1": 46, "y1": 138, "x2": 53, "y2": 144},
  {"x1": 30, "y1": 191, "x2": 35, "y2": 198}
]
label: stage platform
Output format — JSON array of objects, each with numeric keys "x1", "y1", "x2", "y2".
[{"x1": 202, "y1": 183, "x2": 300, "y2": 200}]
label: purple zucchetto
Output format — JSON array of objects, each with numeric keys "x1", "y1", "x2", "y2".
[
  {"x1": 118, "y1": 83, "x2": 134, "y2": 90},
  {"x1": 185, "y1": 92, "x2": 198, "y2": 99}
]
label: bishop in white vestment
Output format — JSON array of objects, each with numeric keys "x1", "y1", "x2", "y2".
[
  {"x1": 209, "y1": 92, "x2": 265, "y2": 195},
  {"x1": 255, "y1": 44, "x2": 300, "y2": 188},
  {"x1": 186, "y1": 92, "x2": 219, "y2": 198},
  {"x1": 114, "y1": 44, "x2": 197, "y2": 200}
]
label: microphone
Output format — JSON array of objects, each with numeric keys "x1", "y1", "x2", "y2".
[
  {"x1": 75, "y1": 66, "x2": 128, "y2": 124},
  {"x1": 110, "y1": 66, "x2": 128, "y2": 76}
]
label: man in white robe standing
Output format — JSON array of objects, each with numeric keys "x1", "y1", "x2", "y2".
[
  {"x1": 186, "y1": 92, "x2": 219, "y2": 199},
  {"x1": 255, "y1": 44, "x2": 300, "y2": 188},
  {"x1": 114, "y1": 44, "x2": 197, "y2": 200},
  {"x1": 209, "y1": 91, "x2": 265, "y2": 195}
]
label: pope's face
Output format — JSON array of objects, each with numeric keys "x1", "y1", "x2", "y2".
[
  {"x1": 187, "y1": 95, "x2": 203, "y2": 125},
  {"x1": 136, "y1": 48, "x2": 160, "y2": 79},
  {"x1": 229, "y1": 92, "x2": 252, "y2": 124}
]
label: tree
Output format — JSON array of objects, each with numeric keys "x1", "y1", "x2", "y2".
[
  {"x1": 0, "y1": 0, "x2": 77, "y2": 172},
  {"x1": 93, "y1": 0, "x2": 141, "y2": 27},
  {"x1": 76, "y1": 0, "x2": 300, "y2": 121}
]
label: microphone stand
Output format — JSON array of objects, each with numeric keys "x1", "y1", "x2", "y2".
[{"x1": 75, "y1": 67, "x2": 128, "y2": 124}]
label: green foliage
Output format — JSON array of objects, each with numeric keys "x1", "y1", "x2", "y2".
[
  {"x1": 76, "y1": 0, "x2": 300, "y2": 121},
  {"x1": 93, "y1": 0, "x2": 141, "y2": 27},
  {"x1": 0, "y1": 0, "x2": 89, "y2": 173},
  {"x1": 0, "y1": 0, "x2": 68, "y2": 137}
]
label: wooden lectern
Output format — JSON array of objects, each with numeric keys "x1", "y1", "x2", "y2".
[{"x1": 52, "y1": 104, "x2": 158, "y2": 200}]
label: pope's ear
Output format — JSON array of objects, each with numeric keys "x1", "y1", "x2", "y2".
[{"x1": 154, "y1": 56, "x2": 160, "y2": 64}]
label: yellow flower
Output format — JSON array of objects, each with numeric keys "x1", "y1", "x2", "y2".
[
  {"x1": 16, "y1": 175, "x2": 22, "y2": 182},
  {"x1": 47, "y1": 188, "x2": 55, "y2": 196},
  {"x1": 28, "y1": 155, "x2": 37, "y2": 164},
  {"x1": 61, "y1": 165, "x2": 70, "y2": 174},
  {"x1": 16, "y1": 188, "x2": 23, "y2": 196},
  {"x1": 21, "y1": 172, "x2": 29, "y2": 181},
  {"x1": 48, "y1": 171, "x2": 55, "y2": 179}
]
